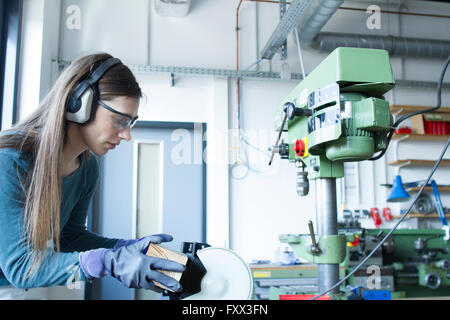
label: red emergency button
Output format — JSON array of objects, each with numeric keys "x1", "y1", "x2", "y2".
[{"x1": 293, "y1": 139, "x2": 306, "y2": 157}]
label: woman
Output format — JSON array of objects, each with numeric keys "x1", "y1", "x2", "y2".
[{"x1": 0, "y1": 53, "x2": 185, "y2": 299}]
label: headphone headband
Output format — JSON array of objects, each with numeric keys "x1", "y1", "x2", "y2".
[{"x1": 89, "y1": 58, "x2": 122, "y2": 84}]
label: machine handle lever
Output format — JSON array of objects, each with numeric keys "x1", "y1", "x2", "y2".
[
  {"x1": 308, "y1": 221, "x2": 321, "y2": 255},
  {"x1": 268, "y1": 111, "x2": 288, "y2": 166},
  {"x1": 268, "y1": 102, "x2": 313, "y2": 166}
]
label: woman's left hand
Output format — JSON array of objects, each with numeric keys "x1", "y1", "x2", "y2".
[{"x1": 114, "y1": 234, "x2": 174, "y2": 254}]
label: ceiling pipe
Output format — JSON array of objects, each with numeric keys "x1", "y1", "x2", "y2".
[
  {"x1": 311, "y1": 32, "x2": 450, "y2": 59},
  {"x1": 294, "y1": 0, "x2": 450, "y2": 59},
  {"x1": 296, "y1": 0, "x2": 344, "y2": 42}
]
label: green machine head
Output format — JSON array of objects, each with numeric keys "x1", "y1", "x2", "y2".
[{"x1": 269, "y1": 47, "x2": 395, "y2": 185}]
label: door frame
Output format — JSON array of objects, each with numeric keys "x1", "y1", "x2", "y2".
[
  {"x1": 131, "y1": 138, "x2": 164, "y2": 240},
  {"x1": 131, "y1": 120, "x2": 208, "y2": 243}
]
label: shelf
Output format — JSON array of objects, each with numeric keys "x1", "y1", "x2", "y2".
[
  {"x1": 387, "y1": 159, "x2": 450, "y2": 166},
  {"x1": 392, "y1": 134, "x2": 450, "y2": 141},
  {"x1": 390, "y1": 105, "x2": 450, "y2": 116},
  {"x1": 387, "y1": 186, "x2": 450, "y2": 192},
  {"x1": 406, "y1": 186, "x2": 450, "y2": 192},
  {"x1": 392, "y1": 213, "x2": 450, "y2": 219}
]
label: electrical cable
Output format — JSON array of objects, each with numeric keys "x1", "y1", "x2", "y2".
[
  {"x1": 311, "y1": 137, "x2": 450, "y2": 300},
  {"x1": 240, "y1": 136, "x2": 273, "y2": 174},
  {"x1": 369, "y1": 56, "x2": 450, "y2": 161},
  {"x1": 244, "y1": 58, "x2": 263, "y2": 72},
  {"x1": 231, "y1": 135, "x2": 274, "y2": 179},
  {"x1": 293, "y1": 26, "x2": 306, "y2": 80},
  {"x1": 431, "y1": 180, "x2": 448, "y2": 227},
  {"x1": 241, "y1": 136, "x2": 272, "y2": 158},
  {"x1": 231, "y1": 57, "x2": 267, "y2": 180}
]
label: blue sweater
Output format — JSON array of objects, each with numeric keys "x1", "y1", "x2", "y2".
[{"x1": 0, "y1": 147, "x2": 118, "y2": 288}]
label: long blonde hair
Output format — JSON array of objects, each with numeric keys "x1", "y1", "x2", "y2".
[{"x1": 0, "y1": 53, "x2": 142, "y2": 276}]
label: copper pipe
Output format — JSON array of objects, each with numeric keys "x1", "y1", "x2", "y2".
[
  {"x1": 235, "y1": 0, "x2": 244, "y2": 163},
  {"x1": 236, "y1": 0, "x2": 244, "y2": 71},
  {"x1": 340, "y1": 6, "x2": 450, "y2": 19}
]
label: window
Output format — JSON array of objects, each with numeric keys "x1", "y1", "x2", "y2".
[{"x1": 0, "y1": 0, "x2": 23, "y2": 130}]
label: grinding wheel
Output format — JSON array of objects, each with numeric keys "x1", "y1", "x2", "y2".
[{"x1": 182, "y1": 247, "x2": 253, "y2": 300}]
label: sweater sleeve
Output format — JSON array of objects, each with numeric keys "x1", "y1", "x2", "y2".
[
  {"x1": 60, "y1": 155, "x2": 118, "y2": 252},
  {"x1": 0, "y1": 149, "x2": 87, "y2": 289}
]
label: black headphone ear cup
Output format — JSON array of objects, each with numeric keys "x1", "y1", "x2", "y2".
[
  {"x1": 67, "y1": 94, "x2": 81, "y2": 114},
  {"x1": 88, "y1": 84, "x2": 100, "y2": 124},
  {"x1": 65, "y1": 86, "x2": 95, "y2": 124}
]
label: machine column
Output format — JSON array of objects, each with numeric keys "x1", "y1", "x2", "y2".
[{"x1": 314, "y1": 178, "x2": 339, "y2": 294}]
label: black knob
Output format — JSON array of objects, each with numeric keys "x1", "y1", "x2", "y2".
[
  {"x1": 279, "y1": 142, "x2": 289, "y2": 159},
  {"x1": 283, "y1": 102, "x2": 313, "y2": 120}
]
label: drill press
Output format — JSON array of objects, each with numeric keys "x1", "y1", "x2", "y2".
[{"x1": 269, "y1": 47, "x2": 395, "y2": 294}]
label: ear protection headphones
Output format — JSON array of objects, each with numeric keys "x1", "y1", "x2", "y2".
[{"x1": 66, "y1": 57, "x2": 123, "y2": 125}]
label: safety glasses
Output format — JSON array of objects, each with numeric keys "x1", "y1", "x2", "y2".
[{"x1": 98, "y1": 100, "x2": 139, "y2": 130}]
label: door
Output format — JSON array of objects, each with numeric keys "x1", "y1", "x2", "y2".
[{"x1": 87, "y1": 121, "x2": 206, "y2": 300}]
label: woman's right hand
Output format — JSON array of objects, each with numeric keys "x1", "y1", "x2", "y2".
[{"x1": 79, "y1": 235, "x2": 185, "y2": 292}]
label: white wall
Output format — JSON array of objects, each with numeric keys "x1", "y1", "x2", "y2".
[{"x1": 16, "y1": 0, "x2": 450, "y2": 295}]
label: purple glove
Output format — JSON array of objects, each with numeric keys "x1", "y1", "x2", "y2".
[
  {"x1": 114, "y1": 238, "x2": 143, "y2": 249},
  {"x1": 79, "y1": 234, "x2": 185, "y2": 292},
  {"x1": 114, "y1": 234, "x2": 173, "y2": 252}
]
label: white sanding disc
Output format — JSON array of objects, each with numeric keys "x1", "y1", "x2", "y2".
[{"x1": 183, "y1": 247, "x2": 253, "y2": 300}]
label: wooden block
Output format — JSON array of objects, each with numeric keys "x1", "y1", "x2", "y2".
[
  {"x1": 146, "y1": 243, "x2": 188, "y2": 292},
  {"x1": 410, "y1": 114, "x2": 425, "y2": 134}
]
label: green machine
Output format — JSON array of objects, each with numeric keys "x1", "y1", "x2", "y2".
[
  {"x1": 343, "y1": 227, "x2": 450, "y2": 298},
  {"x1": 268, "y1": 47, "x2": 396, "y2": 296},
  {"x1": 266, "y1": 46, "x2": 450, "y2": 299},
  {"x1": 260, "y1": 226, "x2": 450, "y2": 300}
]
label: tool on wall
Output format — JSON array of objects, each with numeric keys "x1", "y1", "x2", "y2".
[
  {"x1": 370, "y1": 208, "x2": 383, "y2": 228},
  {"x1": 382, "y1": 207, "x2": 392, "y2": 222}
]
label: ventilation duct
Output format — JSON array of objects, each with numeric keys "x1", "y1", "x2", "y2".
[
  {"x1": 293, "y1": 0, "x2": 450, "y2": 59},
  {"x1": 312, "y1": 32, "x2": 450, "y2": 59},
  {"x1": 297, "y1": 0, "x2": 344, "y2": 42},
  {"x1": 154, "y1": 0, "x2": 191, "y2": 17}
]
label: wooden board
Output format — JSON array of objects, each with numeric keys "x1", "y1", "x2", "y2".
[
  {"x1": 387, "y1": 159, "x2": 450, "y2": 166},
  {"x1": 146, "y1": 244, "x2": 188, "y2": 292},
  {"x1": 392, "y1": 134, "x2": 450, "y2": 141},
  {"x1": 390, "y1": 105, "x2": 450, "y2": 115},
  {"x1": 392, "y1": 213, "x2": 450, "y2": 219},
  {"x1": 406, "y1": 186, "x2": 450, "y2": 192}
]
